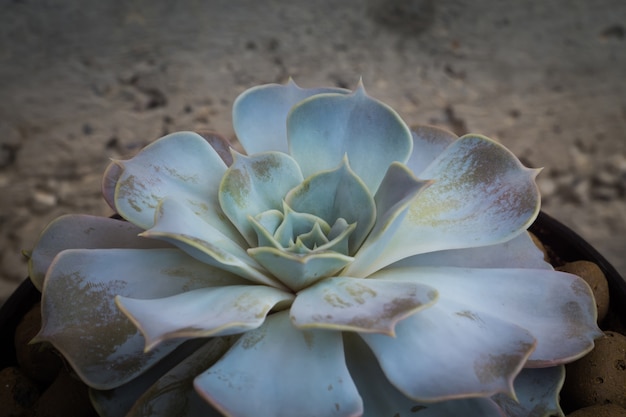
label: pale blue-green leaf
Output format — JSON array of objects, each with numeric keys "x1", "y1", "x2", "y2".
[
  {"x1": 28, "y1": 214, "x2": 169, "y2": 290},
  {"x1": 372, "y1": 266, "x2": 602, "y2": 366},
  {"x1": 142, "y1": 198, "x2": 283, "y2": 288},
  {"x1": 233, "y1": 79, "x2": 349, "y2": 154},
  {"x1": 219, "y1": 151, "x2": 303, "y2": 246},
  {"x1": 90, "y1": 339, "x2": 219, "y2": 417},
  {"x1": 34, "y1": 248, "x2": 244, "y2": 389},
  {"x1": 344, "y1": 162, "x2": 432, "y2": 277},
  {"x1": 358, "y1": 135, "x2": 541, "y2": 275},
  {"x1": 195, "y1": 311, "x2": 363, "y2": 417},
  {"x1": 117, "y1": 285, "x2": 294, "y2": 350},
  {"x1": 406, "y1": 125, "x2": 457, "y2": 176},
  {"x1": 104, "y1": 131, "x2": 234, "y2": 212},
  {"x1": 285, "y1": 157, "x2": 375, "y2": 254},
  {"x1": 360, "y1": 299, "x2": 535, "y2": 401},
  {"x1": 248, "y1": 211, "x2": 284, "y2": 249},
  {"x1": 492, "y1": 366, "x2": 565, "y2": 417},
  {"x1": 288, "y1": 84, "x2": 413, "y2": 194},
  {"x1": 297, "y1": 222, "x2": 330, "y2": 251},
  {"x1": 125, "y1": 338, "x2": 237, "y2": 417},
  {"x1": 274, "y1": 203, "x2": 330, "y2": 248},
  {"x1": 389, "y1": 231, "x2": 552, "y2": 270},
  {"x1": 113, "y1": 132, "x2": 239, "y2": 244},
  {"x1": 290, "y1": 277, "x2": 437, "y2": 335},
  {"x1": 248, "y1": 247, "x2": 353, "y2": 292},
  {"x1": 322, "y1": 218, "x2": 355, "y2": 256},
  {"x1": 343, "y1": 333, "x2": 505, "y2": 417}
]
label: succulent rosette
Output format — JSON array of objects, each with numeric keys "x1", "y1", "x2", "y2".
[{"x1": 28, "y1": 80, "x2": 601, "y2": 417}]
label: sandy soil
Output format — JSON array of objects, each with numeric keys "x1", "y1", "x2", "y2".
[{"x1": 0, "y1": 0, "x2": 625, "y2": 304}]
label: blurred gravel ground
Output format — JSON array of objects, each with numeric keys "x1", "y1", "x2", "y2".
[{"x1": 1, "y1": 0, "x2": 625, "y2": 305}]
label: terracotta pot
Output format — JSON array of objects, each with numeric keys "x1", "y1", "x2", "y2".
[{"x1": 1, "y1": 211, "x2": 624, "y2": 416}]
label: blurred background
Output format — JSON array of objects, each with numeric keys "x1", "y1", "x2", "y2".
[{"x1": 1, "y1": 0, "x2": 625, "y2": 305}]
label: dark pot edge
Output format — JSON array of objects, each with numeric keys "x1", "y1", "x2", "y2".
[{"x1": 531, "y1": 211, "x2": 626, "y2": 317}]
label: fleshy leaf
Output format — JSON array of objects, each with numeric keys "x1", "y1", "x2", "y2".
[
  {"x1": 113, "y1": 132, "x2": 238, "y2": 244},
  {"x1": 248, "y1": 210, "x2": 284, "y2": 249},
  {"x1": 373, "y1": 266, "x2": 602, "y2": 365},
  {"x1": 219, "y1": 151, "x2": 303, "y2": 246},
  {"x1": 194, "y1": 130, "x2": 235, "y2": 166},
  {"x1": 344, "y1": 162, "x2": 432, "y2": 276},
  {"x1": 360, "y1": 299, "x2": 535, "y2": 401},
  {"x1": 492, "y1": 366, "x2": 565, "y2": 417},
  {"x1": 142, "y1": 198, "x2": 283, "y2": 288},
  {"x1": 28, "y1": 214, "x2": 168, "y2": 290},
  {"x1": 233, "y1": 79, "x2": 348, "y2": 154},
  {"x1": 288, "y1": 83, "x2": 413, "y2": 194},
  {"x1": 343, "y1": 333, "x2": 505, "y2": 417},
  {"x1": 285, "y1": 157, "x2": 375, "y2": 254},
  {"x1": 102, "y1": 161, "x2": 123, "y2": 211},
  {"x1": 195, "y1": 311, "x2": 363, "y2": 417},
  {"x1": 390, "y1": 231, "x2": 552, "y2": 270},
  {"x1": 273, "y1": 203, "x2": 330, "y2": 248},
  {"x1": 35, "y1": 248, "x2": 245, "y2": 389},
  {"x1": 116, "y1": 285, "x2": 294, "y2": 350},
  {"x1": 125, "y1": 338, "x2": 234, "y2": 417},
  {"x1": 405, "y1": 125, "x2": 458, "y2": 176},
  {"x1": 290, "y1": 277, "x2": 438, "y2": 335},
  {"x1": 248, "y1": 247, "x2": 353, "y2": 292},
  {"x1": 358, "y1": 134, "x2": 541, "y2": 275},
  {"x1": 90, "y1": 339, "x2": 219, "y2": 417}
]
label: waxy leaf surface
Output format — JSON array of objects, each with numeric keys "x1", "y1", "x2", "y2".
[
  {"x1": 288, "y1": 85, "x2": 413, "y2": 194},
  {"x1": 117, "y1": 286, "x2": 294, "y2": 350},
  {"x1": 195, "y1": 311, "x2": 363, "y2": 417},
  {"x1": 36, "y1": 248, "x2": 243, "y2": 389},
  {"x1": 291, "y1": 277, "x2": 437, "y2": 335}
]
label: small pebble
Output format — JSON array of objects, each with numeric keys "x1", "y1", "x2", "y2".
[
  {"x1": 562, "y1": 331, "x2": 626, "y2": 410},
  {"x1": 557, "y1": 260, "x2": 609, "y2": 323}
]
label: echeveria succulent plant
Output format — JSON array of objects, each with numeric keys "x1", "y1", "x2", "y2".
[{"x1": 28, "y1": 80, "x2": 601, "y2": 417}]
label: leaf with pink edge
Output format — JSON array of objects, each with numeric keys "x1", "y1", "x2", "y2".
[
  {"x1": 290, "y1": 277, "x2": 437, "y2": 335},
  {"x1": 113, "y1": 132, "x2": 240, "y2": 245},
  {"x1": 359, "y1": 299, "x2": 536, "y2": 401},
  {"x1": 34, "y1": 248, "x2": 246, "y2": 389},
  {"x1": 358, "y1": 134, "x2": 541, "y2": 275},
  {"x1": 343, "y1": 333, "x2": 505, "y2": 417},
  {"x1": 27, "y1": 214, "x2": 169, "y2": 290},
  {"x1": 344, "y1": 162, "x2": 432, "y2": 277},
  {"x1": 372, "y1": 266, "x2": 602, "y2": 366},
  {"x1": 116, "y1": 285, "x2": 294, "y2": 350},
  {"x1": 195, "y1": 311, "x2": 363, "y2": 417}
]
